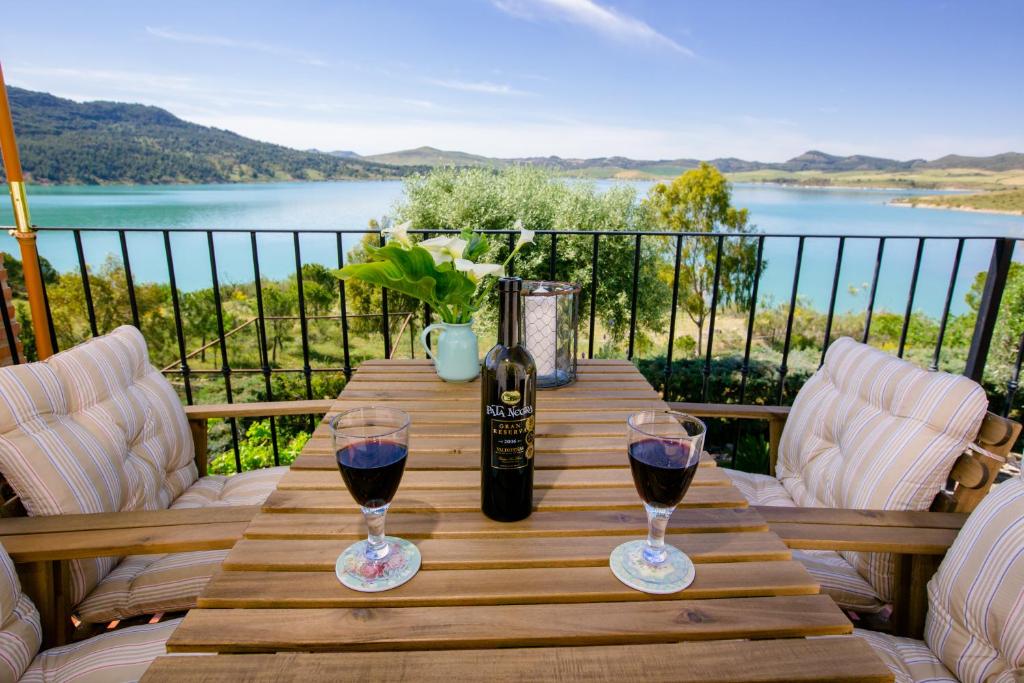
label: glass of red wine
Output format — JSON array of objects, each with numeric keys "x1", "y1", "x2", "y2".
[
  {"x1": 331, "y1": 406, "x2": 420, "y2": 592},
  {"x1": 610, "y1": 411, "x2": 706, "y2": 594}
]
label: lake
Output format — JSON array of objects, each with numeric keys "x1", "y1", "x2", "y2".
[{"x1": 2, "y1": 180, "x2": 1022, "y2": 317}]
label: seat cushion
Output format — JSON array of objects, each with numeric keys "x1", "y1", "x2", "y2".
[
  {"x1": 19, "y1": 618, "x2": 180, "y2": 683},
  {"x1": 855, "y1": 629, "x2": 957, "y2": 683},
  {"x1": 723, "y1": 469, "x2": 885, "y2": 611},
  {"x1": 723, "y1": 469, "x2": 796, "y2": 506},
  {"x1": 924, "y1": 476, "x2": 1024, "y2": 683},
  {"x1": 76, "y1": 467, "x2": 286, "y2": 623},
  {"x1": 0, "y1": 542, "x2": 41, "y2": 682},
  {"x1": 171, "y1": 467, "x2": 288, "y2": 509},
  {"x1": 776, "y1": 337, "x2": 988, "y2": 602},
  {"x1": 794, "y1": 550, "x2": 886, "y2": 613},
  {"x1": 74, "y1": 551, "x2": 228, "y2": 624},
  {"x1": 0, "y1": 326, "x2": 197, "y2": 605}
]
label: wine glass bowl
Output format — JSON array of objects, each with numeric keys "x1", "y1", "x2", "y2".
[
  {"x1": 610, "y1": 411, "x2": 705, "y2": 594},
  {"x1": 331, "y1": 406, "x2": 421, "y2": 591}
]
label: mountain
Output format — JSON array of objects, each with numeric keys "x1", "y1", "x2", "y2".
[
  {"x1": 2, "y1": 87, "x2": 412, "y2": 184},
  {"x1": 919, "y1": 153, "x2": 1024, "y2": 172},
  {"x1": 365, "y1": 146, "x2": 502, "y2": 168},
  {"x1": 774, "y1": 150, "x2": 920, "y2": 172}
]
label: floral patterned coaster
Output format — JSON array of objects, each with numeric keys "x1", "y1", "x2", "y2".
[
  {"x1": 609, "y1": 539, "x2": 695, "y2": 594},
  {"x1": 335, "y1": 536, "x2": 421, "y2": 592}
]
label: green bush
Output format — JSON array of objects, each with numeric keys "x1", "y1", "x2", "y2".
[{"x1": 208, "y1": 419, "x2": 310, "y2": 475}]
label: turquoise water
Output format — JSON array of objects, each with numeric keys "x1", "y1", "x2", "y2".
[{"x1": 1, "y1": 180, "x2": 1021, "y2": 316}]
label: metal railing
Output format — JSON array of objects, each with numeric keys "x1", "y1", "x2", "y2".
[{"x1": 1, "y1": 225, "x2": 1020, "y2": 471}]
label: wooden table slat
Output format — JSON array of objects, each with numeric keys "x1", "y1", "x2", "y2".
[
  {"x1": 223, "y1": 532, "x2": 791, "y2": 571},
  {"x1": 167, "y1": 595, "x2": 852, "y2": 653},
  {"x1": 243, "y1": 507, "x2": 768, "y2": 540},
  {"x1": 263, "y1": 486, "x2": 748, "y2": 514},
  {"x1": 144, "y1": 637, "x2": 892, "y2": 683}
]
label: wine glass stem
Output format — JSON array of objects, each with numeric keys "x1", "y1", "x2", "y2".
[
  {"x1": 361, "y1": 504, "x2": 391, "y2": 561},
  {"x1": 643, "y1": 502, "x2": 673, "y2": 565}
]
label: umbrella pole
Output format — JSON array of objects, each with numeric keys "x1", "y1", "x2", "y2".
[{"x1": 0, "y1": 61, "x2": 54, "y2": 359}]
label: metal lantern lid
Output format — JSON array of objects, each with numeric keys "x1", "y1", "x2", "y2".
[{"x1": 521, "y1": 280, "x2": 580, "y2": 389}]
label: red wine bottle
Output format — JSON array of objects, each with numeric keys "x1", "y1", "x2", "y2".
[{"x1": 481, "y1": 277, "x2": 536, "y2": 521}]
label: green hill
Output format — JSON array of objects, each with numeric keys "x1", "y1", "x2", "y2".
[
  {"x1": 365, "y1": 146, "x2": 504, "y2": 168},
  {"x1": 2, "y1": 87, "x2": 413, "y2": 184}
]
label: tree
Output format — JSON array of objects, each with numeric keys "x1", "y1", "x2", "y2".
[
  {"x1": 181, "y1": 289, "x2": 220, "y2": 363},
  {"x1": 393, "y1": 166, "x2": 671, "y2": 351},
  {"x1": 262, "y1": 281, "x2": 296, "y2": 364},
  {"x1": 643, "y1": 163, "x2": 760, "y2": 357}
]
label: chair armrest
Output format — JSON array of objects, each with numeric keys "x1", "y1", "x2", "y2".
[
  {"x1": 183, "y1": 400, "x2": 335, "y2": 420},
  {"x1": 668, "y1": 402, "x2": 791, "y2": 421},
  {"x1": 756, "y1": 505, "x2": 965, "y2": 555},
  {"x1": 0, "y1": 506, "x2": 257, "y2": 562}
]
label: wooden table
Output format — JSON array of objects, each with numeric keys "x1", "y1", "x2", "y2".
[{"x1": 145, "y1": 359, "x2": 891, "y2": 682}]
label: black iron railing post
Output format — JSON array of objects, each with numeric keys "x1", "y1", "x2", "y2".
[
  {"x1": 163, "y1": 231, "x2": 192, "y2": 404},
  {"x1": 627, "y1": 234, "x2": 642, "y2": 360},
  {"x1": 379, "y1": 233, "x2": 392, "y2": 358},
  {"x1": 118, "y1": 230, "x2": 140, "y2": 330},
  {"x1": 293, "y1": 234, "x2": 315, "y2": 428},
  {"x1": 931, "y1": 239, "x2": 964, "y2": 371},
  {"x1": 0, "y1": 280, "x2": 19, "y2": 364},
  {"x1": 588, "y1": 233, "x2": 599, "y2": 359},
  {"x1": 778, "y1": 236, "x2": 805, "y2": 405},
  {"x1": 862, "y1": 238, "x2": 885, "y2": 343},
  {"x1": 821, "y1": 237, "x2": 845, "y2": 365},
  {"x1": 965, "y1": 237, "x2": 1015, "y2": 382},
  {"x1": 207, "y1": 232, "x2": 241, "y2": 472},
  {"x1": 663, "y1": 234, "x2": 683, "y2": 396},
  {"x1": 250, "y1": 232, "x2": 280, "y2": 465},
  {"x1": 701, "y1": 235, "x2": 724, "y2": 401},
  {"x1": 897, "y1": 238, "x2": 925, "y2": 358},
  {"x1": 335, "y1": 233, "x2": 353, "y2": 380},
  {"x1": 73, "y1": 230, "x2": 99, "y2": 337}
]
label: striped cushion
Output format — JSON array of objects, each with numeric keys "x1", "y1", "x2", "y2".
[
  {"x1": 0, "y1": 326, "x2": 198, "y2": 605},
  {"x1": 723, "y1": 470, "x2": 886, "y2": 611},
  {"x1": 19, "y1": 618, "x2": 180, "y2": 683},
  {"x1": 794, "y1": 550, "x2": 886, "y2": 613},
  {"x1": 723, "y1": 469, "x2": 796, "y2": 506},
  {"x1": 75, "y1": 551, "x2": 228, "y2": 624},
  {"x1": 76, "y1": 467, "x2": 286, "y2": 622},
  {"x1": 854, "y1": 629, "x2": 957, "y2": 683},
  {"x1": 171, "y1": 466, "x2": 288, "y2": 508},
  {"x1": 777, "y1": 337, "x2": 987, "y2": 602},
  {"x1": 0, "y1": 542, "x2": 41, "y2": 682},
  {"x1": 924, "y1": 476, "x2": 1024, "y2": 683}
]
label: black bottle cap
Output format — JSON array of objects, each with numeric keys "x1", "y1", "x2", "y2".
[{"x1": 498, "y1": 277, "x2": 523, "y2": 292}]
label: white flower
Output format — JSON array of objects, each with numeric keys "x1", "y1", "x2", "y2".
[
  {"x1": 455, "y1": 259, "x2": 505, "y2": 283},
  {"x1": 418, "y1": 236, "x2": 468, "y2": 265},
  {"x1": 381, "y1": 220, "x2": 413, "y2": 248},
  {"x1": 514, "y1": 220, "x2": 535, "y2": 250}
]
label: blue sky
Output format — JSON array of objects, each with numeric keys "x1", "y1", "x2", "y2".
[{"x1": 3, "y1": 0, "x2": 1022, "y2": 160}]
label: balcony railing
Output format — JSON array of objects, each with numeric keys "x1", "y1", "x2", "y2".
[{"x1": 1, "y1": 225, "x2": 1019, "y2": 473}]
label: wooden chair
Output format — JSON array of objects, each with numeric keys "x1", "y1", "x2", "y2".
[
  {"x1": 0, "y1": 325, "x2": 334, "y2": 644},
  {"x1": 671, "y1": 337, "x2": 1021, "y2": 636}
]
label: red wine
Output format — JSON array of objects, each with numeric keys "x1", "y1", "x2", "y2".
[
  {"x1": 336, "y1": 440, "x2": 408, "y2": 508},
  {"x1": 481, "y1": 277, "x2": 537, "y2": 522},
  {"x1": 628, "y1": 438, "x2": 699, "y2": 507}
]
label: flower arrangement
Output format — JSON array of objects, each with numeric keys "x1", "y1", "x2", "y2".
[{"x1": 332, "y1": 220, "x2": 535, "y2": 324}]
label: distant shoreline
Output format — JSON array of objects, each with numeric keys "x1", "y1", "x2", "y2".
[{"x1": 889, "y1": 201, "x2": 1024, "y2": 217}]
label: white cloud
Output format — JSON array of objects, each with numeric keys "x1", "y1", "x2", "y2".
[
  {"x1": 145, "y1": 26, "x2": 327, "y2": 66},
  {"x1": 425, "y1": 78, "x2": 533, "y2": 96},
  {"x1": 493, "y1": 0, "x2": 692, "y2": 56}
]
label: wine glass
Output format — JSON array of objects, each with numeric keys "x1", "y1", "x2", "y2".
[
  {"x1": 610, "y1": 411, "x2": 706, "y2": 594},
  {"x1": 331, "y1": 406, "x2": 420, "y2": 592}
]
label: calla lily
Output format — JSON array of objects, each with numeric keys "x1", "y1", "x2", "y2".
[
  {"x1": 455, "y1": 259, "x2": 504, "y2": 282},
  {"x1": 418, "y1": 236, "x2": 468, "y2": 265},
  {"x1": 381, "y1": 220, "x2": 413, "y2": 248},
  {"x1": 514, "y1": 219, "x2": 535, "y2": 250}
]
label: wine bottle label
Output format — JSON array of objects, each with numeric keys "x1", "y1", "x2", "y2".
[{"x1": 488, "y1": 414, "x2": 535, "y2": 470}]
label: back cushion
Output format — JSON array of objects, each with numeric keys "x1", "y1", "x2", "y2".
[
  {"x1": 0, "y1": 326, "x2": 197, "y2": 604},
  {"x1": 776, "y1": 337, "x2": 988, "y2": 601},
  {"x1": 0, "y1": 542, "x2": 41, "y2": 682},
  {"x1": 925, "y1": 476, "x2": 1024, "y2": 683}
]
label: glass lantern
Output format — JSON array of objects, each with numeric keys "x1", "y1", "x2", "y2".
[{"x1": 521, "y1": 280, "x2": 580, "y2": 389}]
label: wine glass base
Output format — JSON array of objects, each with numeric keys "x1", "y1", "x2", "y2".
[
  {"x1": 335, "y1": 536, "x2": 421, "y2": 592},
  {"x1": 609, "y1": 540, "x2": 695, "y2": 594}
]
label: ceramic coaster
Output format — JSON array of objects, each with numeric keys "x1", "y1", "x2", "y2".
[
  {"x1": 609, "y1": 539, "x2": 695, "y2": 594},
  {"x1": 335, "y1": 536, "x2": 421, "y2": 592}
]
